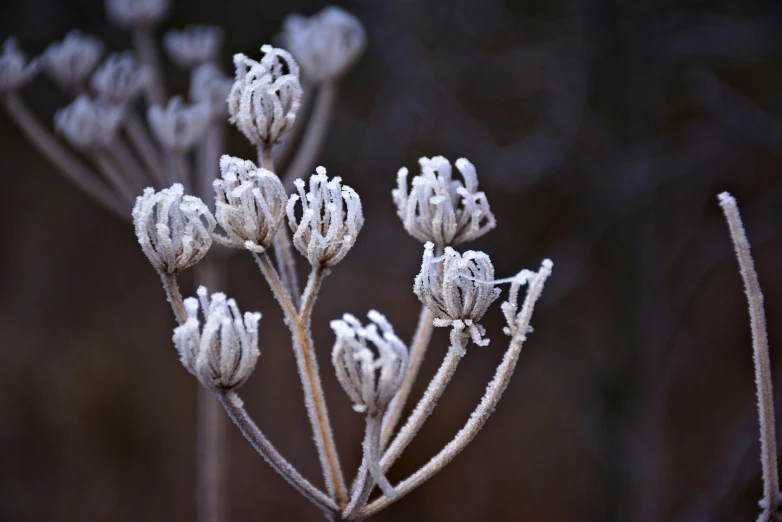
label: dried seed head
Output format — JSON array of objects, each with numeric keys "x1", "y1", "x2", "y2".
[
  {"x1": 132, "y1": 183, "x2": 216, "y2": 274},
  {"x1": 91, "y1": 51, "x2": 149, "y2": 105},
  {"x1": 42, "y1": 30, "x2": 105, "y2": 92},
  {"x1": 227, "y1": 45, "x2": 302, "y2": 147},
  {"x1": 189, "y1": 64, "x2": 232, "y2": 120},
  {"x1": 164, "y1": 25, "x2": 223, "y2": 69},
  {"x1": 331, "y1": 311, "x2": 409, "y2": 415},
  {"x1": 54, "y1": 94, "x2": 123, "y2": 150},
  {"x1": 280, "y1": 7, "x2": 366, "y2": 83},
  {"x1": 147, "y1": 96, "x2": 210, "y2": 152},
  {"x1": 173, "y1": 286, "x2": 261, "y2": 391},
  {"x1": 414, "y1": 242, "x2": 500, "y2": 347},
  {"x1": 501, "y1": 260, "x2": 553, "y2": 338},
  {"x1": 287, "y1": 167, "x2": 363, "y2": 267},
  {"x1": 393, "y1": 156, "x2": 496, "y2": 247},
  {"x1": 213, "y1": 155, "x2": 287, "y2": 252},
  {"x1": 0, "y1": 38, "x2": 39, "y2": 94},
  {"x1": 106, "y1": 0, "x2": 169, "y2": 28}
]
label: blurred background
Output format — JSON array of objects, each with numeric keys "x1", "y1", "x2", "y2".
[{"x1": 2, "y1": 0, "x2": 782, "y2": 520}]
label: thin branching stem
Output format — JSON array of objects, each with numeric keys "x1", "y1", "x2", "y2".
[
  {"x1": 343, "y1": 414, "x2": 390, "y2": 520},
  {"x1": 217, "y1": 390, "x2": 339, "y2": 514},
  {"x1": 718, "y1": 192, "x2": 779, "y2": 520},
  {"x1": 359, "y1": 260, "x2": 552, "y2": 518},
  {"x1": 133, "y1": 25, "x2": 167, "y2": 107},
  {"x1": 273, "y1": 79, "x2": 314, "y2": 174},
  {"x1": 123, "y1": 111, "x2": 166, "y2": 186},
  {"x1": 94, "y1": 150, "x2": 137, "y2": 207},
  {"x1": 159, "y1": 271, "x2": 186, "y2": 325},
  {"x1": 2, "y1": 92, "x2": 126, "y2": 218},
  {"x1": 108, "y1": 138, "x2": 148, "y2": 193},
  {"x1": 197, "y1": 123, "x2": 225, "y2": 209}
]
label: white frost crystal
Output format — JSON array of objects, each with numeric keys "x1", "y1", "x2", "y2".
[
  {"x1": 331, "y1": 311, "x2": 408, "y2": 415},
  {"x1": 393, "y1": 156, "x2": 496, "y2": 247},
  {"x1": 213, "y1": 155, "x2": 287, "y2": 252},
  {"x1": 164, "y1": 25, "x2": 223, "y2": 69},
  {"x1": 106, "y1": 0, "x2": 169, "y2": 28},
  {"x1": 280, "y1": 6, "x2": 366, "y2": 82},
  {"x1": 0, "y1": 38, "x2": 39, "y2": 94},
  {"x1": 54, "y1": 95, "x2": 123, "y2": 150},
  {"x1": 147, "y1": 96, "x2": 210, "y2": 152},
  {"x1": 287, "y1": 167, "x2": 363, "y2": 267},
  {"x1": 174, "y1": 286, "x2": 261, "y2": 391},
  {"x1": 414, "y1": 242, "x2": 501, "y2": 347},
  {"x1": 42, "y1": 31, "x2": 105, "y2": 92},
  {"x1": 91, "y1": 52, "x2": 149, "y2": 105},
  {"x1": 227, "y1": 45, "x2": 302, "y2": 147},
  {"x1": 132, "y1": 183, "x2": 216, "y2": 274}
]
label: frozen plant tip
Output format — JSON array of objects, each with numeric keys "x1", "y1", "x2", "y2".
[
  {"x1": 132, "y1": 184, "x2": 216, "y2": 274},
  {"x1": 0, "y1": 38, "x2": 39, "y2": 94},
  {"x1": 174, "y1": 287, "x2": 261, "y2": 391},
  {"x1": 280, "y1": 6, "x2": 366, "y2": 83},
  {"x1": 164, "y1": 25, "x2": 223, "y2": 69},
  {"x1": 213, "y1": 155, "x2": 287, "y2": 252},
  {"x1": 91, "y1": 52, "x2": 149, "y2": 105},
  {"x1": 147, "y1": 97, "x2": 210, "y2": 152},
  {"x1": 227, "y1": 46, "x2": 302, "y2": 147},
  {"x1": 414, "y1": 242, "x2": 501, "y2": 347},
  {"x1": 287, "y1": 167, "x2": 364, "y2": 267},
  {"x1": 106, "y1": 0, "x2": 169, "y2": 28},
  {"x1": 42, "y1": 30, "x2": 105, "y2": 92},
  {"x1": 393, "y1": 156, "x2": 496, "y2": 247},
  {"x1": 54, "y1": 95, "x2": 123, "y2": 150}
]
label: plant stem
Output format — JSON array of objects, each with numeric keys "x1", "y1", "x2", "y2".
[
  {"x1": 718, "y1": 192, "x2": 779, "y2": 520},
  {"x1": 159, "y1": 271, "x2": 186, "y2": 324},
  {"x1": 94, "y1": 150, "x2": 137, "y2": 207},
  {"x1": 123, "y1": 111, "x2": 166, "y2": 187},
  {"x1": 133, "y1": 25, "x2": 167, "y2": 107},
  {"x1": 343, "y1": 414, "x2": 393, "y2": 520}
]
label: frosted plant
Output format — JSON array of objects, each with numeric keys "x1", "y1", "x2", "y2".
[
  {"x1": 147, "y1": 97, "x2": 211, "y2": 152},
  {"x1": 54, "y1": 95, "x2": 123, "y2": 151},
  {"x1": 280, "y1": 6, "x2": 366, "y2": 83},
  {"x1": 42, "y1": 30, "x2": 105, "y2": 92},
  {"x1": 164, "y1": 25, "x2": 223, "y2": 69},
  {"x1": 189, "y1": 64, "x2": 232, "y2": 119},
  {"x1": 106, "y1": 0, "x2": 169, "y2": 28},
  {"x1": 0, "y1": 38, "x2": 39, "y2": 95},
  {"x1": 90, "y1": 52, "x2": 149, "y2": 106},
  {"x1": 287, "y1": 167, "x2": 364, "y2": 267},
  {"x1": 393, "y1": 156, "x2": 496, "y2": 247}
]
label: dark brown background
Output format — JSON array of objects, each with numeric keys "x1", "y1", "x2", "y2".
[{"x1": 2, "y1": 0, "x2": 782, "y2": 520}]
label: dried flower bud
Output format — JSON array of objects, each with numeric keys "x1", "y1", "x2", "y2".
[
  {"x1": 331, "y1": 311, "x2": 408, "y2": 415},
  {"x1": 106, "y1": 0, "x2": 169, "y2": 28},
  {"x1": 414, "y1": 242, "x2": 500, "y2": 347},
  {"x1": 147, "y1": 96, "x2": 210, "y2": 152},
  {"x1": 132, "y1": 183, "x2": 216, "y2": 274},
  {"x1": 393, "y1": 156, "x2": 496, "y2": 247},
  {"x1": 42, "y1": 30, "x2": 105, "y2": 92},
  {"x1": 279, "y1": 7, "x2": 366, "y2": 82},
  {"x1": 227, "y1": 45, "x2": 302, "y2": 147},
  {"x1": 213, "y1": 155, "x2": 287, "y2": 252},
  {"x1": 91, "y1": 51, "x2": 149, "y2": 105},
  {"x1": 164, "y1": 25, "x2": 223, "y2": 69},
  {"x1": 0, "y1": 38, "x2": 39, "y2": 94},
  {"x1": 54, "y1": 95, "x2": 123, "y2": 150},
  {"x1": 174, "y1": 286, "x2": 261, "y2": 391},
  {"x1": 190, "y1": 64, "x2": 232, "y2": 119},
  {"x1": 287, "y1": 167, "x2": 363, "y2": 267}
]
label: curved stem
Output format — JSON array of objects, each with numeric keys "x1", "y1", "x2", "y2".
[
  {"x1": 159, "y1": 271, "x2": 186, "y2": 324},
  {"x1": 2, "y1": 92, "x2": 127, "y2": 219},
  {"x1": 359, "y1": 260, "x2": 552, "y2": 518},
  {"x1": 133, "y1": 25, "x2": 167, "y2": 107},
  {"x1": 343, "y1": 414, "x2": 393, "y2": 520},
  {"x1": 217, "y1": 390, "x2": 339, "y2": 514}
]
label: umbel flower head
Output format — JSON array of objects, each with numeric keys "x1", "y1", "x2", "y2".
[
  {"x1": 227, "y1": 45, "x2": 302, "y2": 147},
  {"x1": 42, "y1": 30, "x2": 105, "y2": 92},
  {"x1": 147, "y1": 96, "x2": 210, "y2": 152},
  {"x1": 164, "y1": 25, "x2": 223, "y2": 69},
  {"x1": 287, "y1": 167, "x2": 363, "y2": 267},
  {"x1": 173, "y1": 286, "x2": 261, "y2": 391},
  {"x1": 106, "y1": 0, "x2": 169, "y2": 28},
  {"x1": 0, "y1": 38, "x2": 39, "y2": 94},
  {"x1": 132, "y1": 184, "x2": 216, "y2": 274},
  {"x1": 414, "y1": 242, "x2": 501, "y2": 348},
  {"x1": 213, "y1": 155, "x2": 287, "y2": 253},
  {"x1": 393, "y1": 156, "x2": 496, "y2": 247},
  {"x1": 91, "y1": 52, "x2": 149, "y2": 105},
  {"x1": 54, "y1": 95, "x2": 123, "y2": 150},
  {"x1": 190, "y1": 64, "x2": 232, "y2": 120},
  {"x1": 280, "y1": 6, "x2": 366, "y2": 83},
  {"x1": 331, "y1": 311, "x2": 408, "y2": 416}
]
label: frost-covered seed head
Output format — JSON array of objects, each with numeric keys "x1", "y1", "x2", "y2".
[
  {"x1": 91, "y1": 51, "x2": 149, "y2": 105},
  {"x1": 106, "y1": 0, "x2": 169, "y2": 28},
  {"x1": 227, "y1": 46, "x2": 302, "y2": 147},
  {"x1": 213, "y1": 155, "x2": 287, "y2": 252},
  {"x1": 0, "y1": 38, "x2": 39, "y2": 95},
  {"x1": 393, "y1": 156, "x2": 496, "y2": 247},
  {"x1": 331, "y1": 311, "x2": 408, "y2": 415},
  {"x1": 279, "y1": 7, "x2": 366, "y2": 83},
  {"x1": 54, "y1": 95, "x2": 123, "y2": 150},
  {"x1": 501, "y1": 261, "x2": 552, "y2": 338},
  {"x1": 414, "y1": 242, "x2": 501, "y2": 346},
  {"x1": 147, "y1": 96, "x2": 210, "y2": 152},
  {"x1": 132, "y1": 184, "x2": 216, "y2": 274},
  {"x1": 190, "y1": 64, "x2": 232, "y2": 120},
  {"x1": 173, "y1": 286, "x2": 261, "y2": 391},
  {"x1": 42, "y1": 31, "x2": 105, "y2": 92},
  {"x1": 287, "y1": 167, "x2": 363, "y2": 267},
  {"x1": 164, "y1": 25, "x2": 223, "y2": 69}
]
